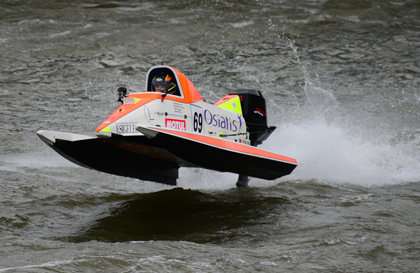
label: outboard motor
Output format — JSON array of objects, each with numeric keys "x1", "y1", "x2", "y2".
[{"x1": 229, "y1": 89, "x2": 276, "y2": 147}]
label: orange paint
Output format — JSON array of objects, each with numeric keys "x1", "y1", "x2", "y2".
[
  {"x1": 95, "y1": 93, "x2": 158, "y2": 133},
  {"x1": 171, "y1": 66, "x2": 204, "y2": 103},
  {"x1": 214, "y1": 95, "x2": 238, "y2": 106},
  {"x1": 155, "y1": 128, "x2": 298, "y2": 164}
]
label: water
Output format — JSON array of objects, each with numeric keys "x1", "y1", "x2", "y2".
[{"x1": 1, "y1": 0, "x2": 420, "y2": 272}]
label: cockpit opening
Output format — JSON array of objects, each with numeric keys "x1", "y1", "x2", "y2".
[{"x1": 147, "y1": 67, "x2": 181, "y2": 96}]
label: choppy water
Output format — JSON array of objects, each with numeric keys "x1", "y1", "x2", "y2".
[{"x1": 1, "y1": 0, "x2": 420, "y2": 272}]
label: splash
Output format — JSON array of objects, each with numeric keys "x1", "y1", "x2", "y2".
[
  {"x1": 263, "y1": 120, "x2": 420, "y2": 186},
  {"x1": 262, "y1": 40, "x2": 420, "y2": 186}
]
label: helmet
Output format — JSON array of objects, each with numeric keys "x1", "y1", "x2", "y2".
[{"x1": 152, "y1": 74, "x2": 176, "y2": 93}]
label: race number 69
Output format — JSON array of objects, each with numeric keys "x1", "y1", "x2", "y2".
[
  {"x1": 193, "y1": 112, "x2": 203, "y2": 133},
  {"x1": 191, "y1": 105, "x2": 204, "y2": 133}
]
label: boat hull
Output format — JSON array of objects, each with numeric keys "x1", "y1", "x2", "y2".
[
  {"x1": 37, "y1": 128, "x2": 297, "y2": 186},
  {"x1": 137, "y1": 126, "x2": 297, "y2": 180},
  {"x1": 37, "y1": 130, "x2": 179, "y2": 185}
]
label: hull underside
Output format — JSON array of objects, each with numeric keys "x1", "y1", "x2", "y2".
[
  {"x1": 38, "y1": 131, "x2": 179, "y2": 185},
  {"x1": 37, "y1": 130, "x2": 297, "y2": 186}
]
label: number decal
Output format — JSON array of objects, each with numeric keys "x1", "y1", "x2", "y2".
[
  {"x1": 198, "y1": 112, "x2": 203, "y2": 132},
  {"x1": 193, "y1": 112, "x2": 203, "y2": 133},
  {"x1": 191, "y1": 105, "x2": 204, "y2": 134},
  {"x1": 193, "y1": 113, "x2": 198, "y2": 131}
]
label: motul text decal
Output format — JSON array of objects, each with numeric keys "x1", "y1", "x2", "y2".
[{"x1": 165, "y1": 119, "x2": 186, "y2": 131}]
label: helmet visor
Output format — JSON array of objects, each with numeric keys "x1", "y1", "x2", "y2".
[{"x1": 152, "y1": 80, "x2": 171, "y2": 92}]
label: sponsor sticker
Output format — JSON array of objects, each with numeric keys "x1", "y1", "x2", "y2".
[
  {"x1": 174, "y1": 102, "x2": 185, "y2": 113},
  {"x1": 123, "y1": 97, "x2": 138, "y2": 105},
  {"x1": 254, "y1": 107, "x2": 266, "y2": 117},
  {"x1": 203, "y1": 109, "x2": 242, "y2": 132},
  {"x1": 165, "y1": 119, "x2": 186, "y2": 131},
  {"x1": 116, "y1": 123, "x2": 137, "y2": 134}
]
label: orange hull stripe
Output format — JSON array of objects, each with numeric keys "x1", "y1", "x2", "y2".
[
  {"x1": 155, "y1": 128, "x2": 297, "y2": 164},
  {"x1": 95, "y1": 95, "x2": 158, "y2": 133}
]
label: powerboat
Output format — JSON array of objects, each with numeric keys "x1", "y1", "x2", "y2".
[{"x1": 37, "y1": 65, "x2": 297, "y2": 187}]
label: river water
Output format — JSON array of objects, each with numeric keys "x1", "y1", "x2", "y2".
[{"x1": 1, "y1": 0, "x2": 420, "y2": 272}]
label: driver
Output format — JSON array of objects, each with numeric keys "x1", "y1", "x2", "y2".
[{"x1": 151, "y1": 74, "x2": 178, "y2": 94}]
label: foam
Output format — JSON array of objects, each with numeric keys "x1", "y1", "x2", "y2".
[
  {"x1": 262, "y1": 118, "x2": 420, "y2": 186},
  {"x1": 0, "y1": 259, "x2": 80, "y2": 272}
]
